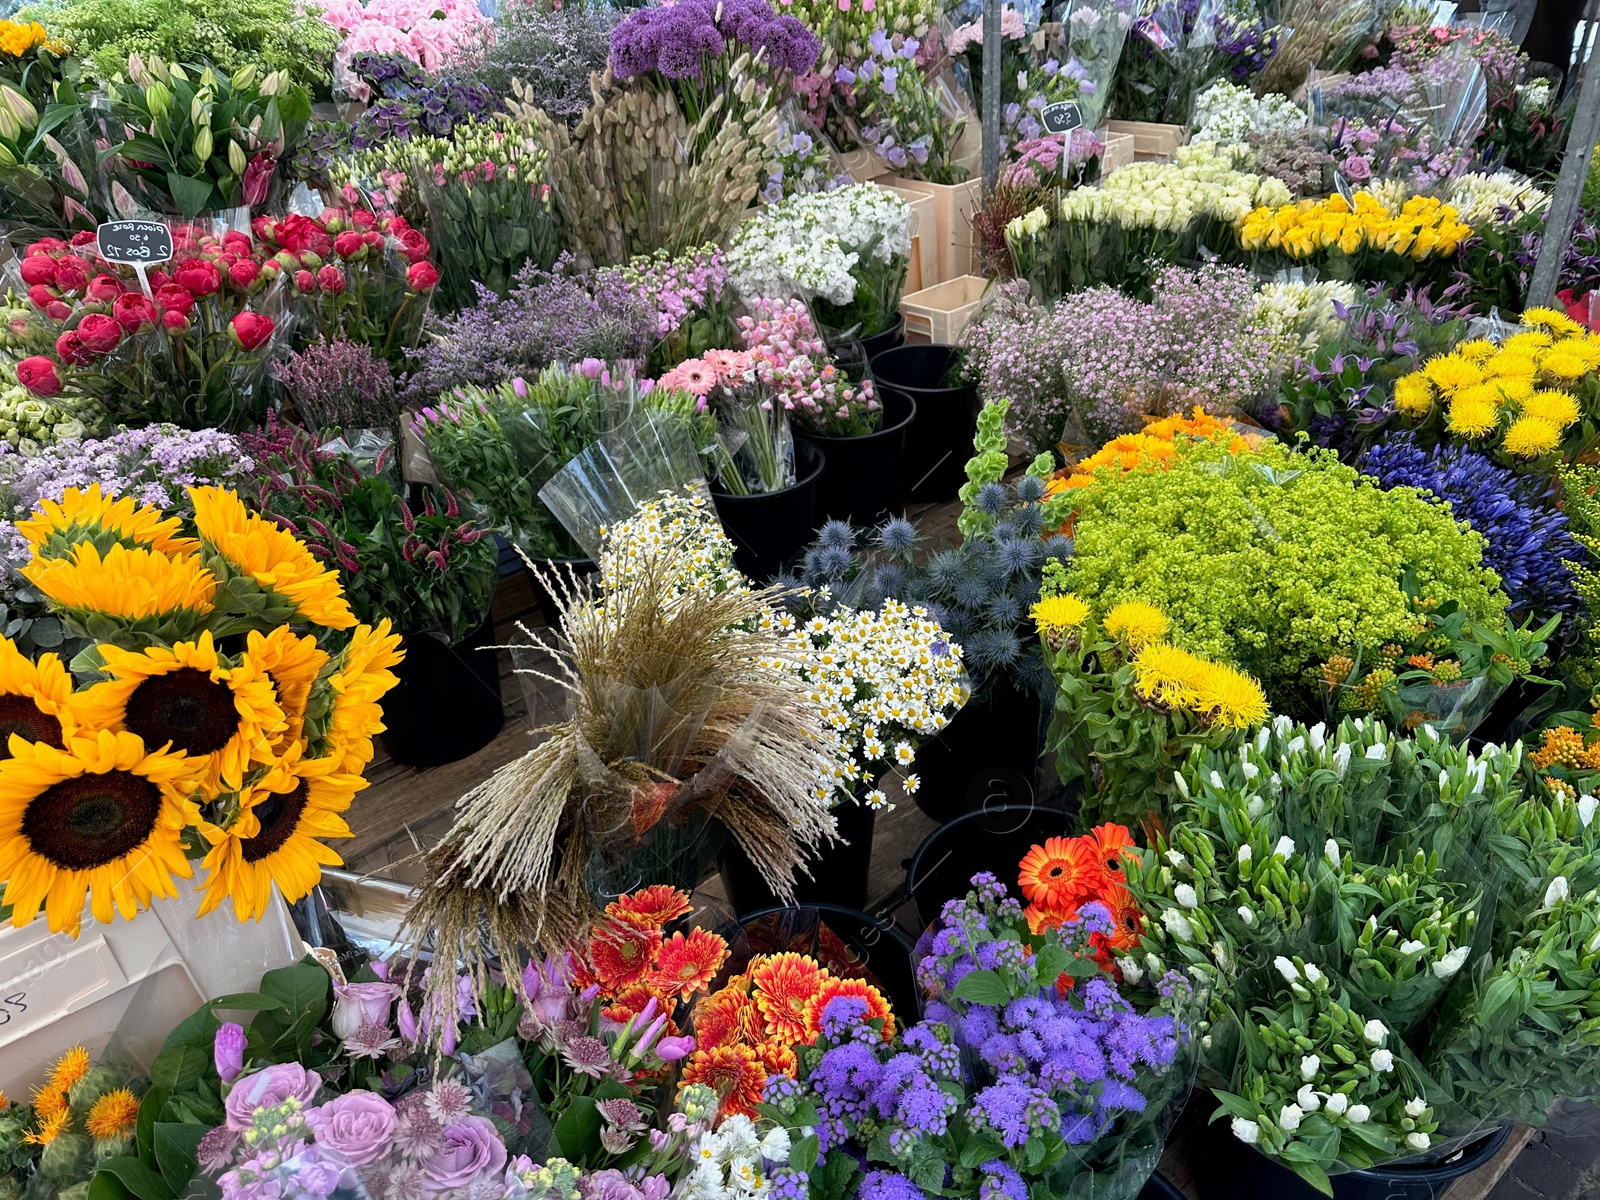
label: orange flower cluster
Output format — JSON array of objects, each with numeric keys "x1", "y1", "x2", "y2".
[
  {"x1": 1018, "y1": 825, "x2": 1145, "y2": 962},
  {"x1": 574, "y1": 886, "x2": 730, "y2": 1037},
  {"x1": 1530, "y1": 726, "x2": 1600, "y2": 772},
  {"x1": 684, "y1": 951, "x2": 893, "y2": 1117},
  {"x1": 1046, "y1": 408, "x2": 1255, "y2": 495}
]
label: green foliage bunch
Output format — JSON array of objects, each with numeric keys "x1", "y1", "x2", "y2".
[
  {"x1": 25, "y1": 0, "x2": 339, "y2": 87},
  {"x1": 1064, "y1": 440, "x2": 1507, "y2": 710}
]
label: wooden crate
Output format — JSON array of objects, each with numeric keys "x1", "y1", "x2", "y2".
[
  {"x1": 901, "y1": 275, "x2": 989, "y2": 345},
  {"x1": 876, "y1": 183, "x2": 940, "y2": 292},
  {"x1": 1105, "y1": 120, "x2": 1187, "y2": 161},
  {"x1": 1101, "y1": 131, "x2": 1136, "y2": 175},
  {"x1": 840, "y1": 148, "x2": 890, "y2": 183},
  {"x1": 891, "y1": 177, "x2": 983, "y2": 282}
]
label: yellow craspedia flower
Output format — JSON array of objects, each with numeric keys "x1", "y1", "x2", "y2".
[
  {"x1": 1189, "y1": 661, "x2": 1270, "y2": 730},
  {"x1": 1502, "y1": 415, "x2": 1563, "y2": 458},
  {"x1": 1104, "y1": 600, "x2": 1170, "y2": 651},
  {"x1": 1031, "y1": 593, "x2": 1089, "y2": 636},
  {"x1": 1522, "y1": 389, "x2": 1581, "y2": 428},
  {"x1": 1455, "y1": 339, "x2": 1497, "y2": 361},
  {"x1": 1393, "y1": 373, "x2": 1435, "y2": 417},
  {"x1": 21, "y1": 542, "x2": 216, "y2": 623},
  {"x1": 1424, "y1": 355, "x2": 1481, "y2": 391},
  {"x1": 1540, "y1": 348, "x2": 1590, "y2": 380},
  {"x1": 85, "y1": 1088, "x2": 139, "y2": 1142},
  {"x1": 1446, "y1": 396, "x2": 1500, "y2": 438}
]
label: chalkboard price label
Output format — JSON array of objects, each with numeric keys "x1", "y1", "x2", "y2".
[
  {"x1": 1041, "y1": 101, "x2": 1083, "y2": 134},
  {"x1": 96, "y1": 220, "x2": 174, "y2": 266}
]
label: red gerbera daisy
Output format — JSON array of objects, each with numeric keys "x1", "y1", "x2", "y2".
[
  {"x1": 749, "y1": 952, "x2": 830, "y2": 1045},
  {"x1": 602, "y1": 984, "x2": 672, "y2": 1025},
  {"x1": 1018, "y1": 836, "x2": 1103, "y2": 914},
  {"x1": 606, "y1": 885, "x2": 693, "y2": 928},
  {"x1": 586, "y1": 917, "x2": 663, "y2": 993},
  {"x1": 651, "y1": 928, "x2": 729, "y2": 1000},
  {"x1": 803, "y1": 977, "x2": 895, "y2": 1044},
  {"x1": 690, "y1": 984, "x2": 756, "y2": 1050},
  {"x1": 757, "y1": 1039, "x2": 798, "y2": 1079},
  {"x1": 679, "y1": 1044, "x2": 767, "y2": 1117},
  {"x1": 1089, "y1": 824, "x2": 1137, "y2": 884}
]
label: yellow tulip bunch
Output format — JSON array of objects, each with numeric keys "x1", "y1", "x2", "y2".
[
  {"x1": 1391, "y1": 308, "x2": 1600, "y2": 459},
  {"x1": 1237, "y1": 191, "x2": 1471, "y2": 262}
]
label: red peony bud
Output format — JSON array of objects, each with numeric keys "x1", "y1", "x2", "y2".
[
  {"x1": 18, "y1": 256, "x2": 56, "y2": 287},
  {"x1": 172, "y1": 257, "x2": 222, "y2": 296},
  {"x1": 316, "y1": 264, "x2": 347, "y2": 295},
  {"x1": 16, "y1": 355, "x2": 63, "y2": 396},
  {"x1": 87, "y1": 273, "x2": 122, "y2": 303},
  {"x1": 155, "y1": 284, "x2": 196, "y2": 317},
  {"x1": 75, "y1": 313, "x2": 123, "y2": 356},
  {"x1": 112, "y1": 291, "x2": 160, "y2": 334},
  {"x1": 54, "y1": 329, "x2": 93, "y2": 365},
  {"x1": 406, "y1": 260, "x2": 441, "y2": 291},
  {"x1": 229, "y1": 311, "x2": 275, "y2": 351}
]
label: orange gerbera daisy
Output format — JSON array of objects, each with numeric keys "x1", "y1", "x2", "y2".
[
  {"x1": 1089, "y1": 824, "x2": 1137, "y2": 883},
  {"x1": 680, "y1": 1044, "x2": 767, "y2": 1117},
  {"x1": 1098, "y1": 882, "x2": 1145, "y2": 953},
  {"x1": 607, "y1": 884, "x2": 693, "y2": 928},
  {"x1": 804, "y1": 977, "x2": 894, "y2": 1043},
  {"x1": 586, "y1": 917, "x2": 663, "y2": 993},
  {"x1": 758, "y1": 1040, "x2": 798, "y2": 1078},
  {"x1": 603, "y1": 984, "x2": 670, "y2": 1024},
  {"x1": 1019, "y1": 837, "x2": 1103, "y2": 914},
  {"x1": 749, "y1": 952, "x2": 830, "y2": 1045},
  {"x1": 691, "y1": 985, "x2": 757, "y2": 1050},
  {"x1": 652, "y1": 929, "x2": 728, "y2": 1000},
  {"x1": 1025, "y1": 902, "x2": 1071, "y2": 935}
]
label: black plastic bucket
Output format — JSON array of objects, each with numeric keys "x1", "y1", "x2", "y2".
[
  {"x1": 718, "y1": 798, "x2": 876, "y2": 916},
  {"x1": 726, "y1": 903, "x2": 919, "y2": 1022},
  {"x1": 800, "y1": 390, "x2": 917, "y2": 527},
  {"x1": 1138, "y1": 1174, "x2": 1185, "y2": 1200},
  {"x1": 1198, "y1": 1122, "x2": 1512, "y2": 1200},
  {"x1": 379, "y1": 613, "x2": 505, "y2": 766},
  {"x1": 712, "y1": 440, "x2": 825, "y2": 582},
  {"x1": 909, "y1": 678, "x2": 1046, "y2": 824},
  {"x1": 871, "y1": 344, "x2": 981, "y2": 504},
  {"x1": 905, "y1": 802, "x2": 1075, "y2": 928},
  {"x1": 859, "y1": 313, "x2": 906, "y2": 360}
]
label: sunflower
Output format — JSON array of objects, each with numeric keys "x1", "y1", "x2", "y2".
[
  {"x1": 22, "y1": 542, "x2": 216, "y2": 625},
  {"x1": 0, "y1": 730, "x2": 194, "y2": 935},
  {"x1": 320, "y1": 622, "x2": 404, "y2": 773},
  {"x1": 692, "y1": 985, "x2": 758, "y2": 1050},
  {"x1": 241, "y1": 626, "x2": 328, "y2": 753},
  {"x1": 189, "y1": 486, "x2": 355, "y2": 630},
  {"x1": 1018, "y1": 836, "x2": 1102, "y2": 913},
  {"x1": 1089, "y1": 823, "x2": 1137, "y2": 880},
  {"x1": 1502, "y1": 415, "x2": 1563, "y2": 459},
  {"x1": 17, "y1": 485, "x2": 196, "y2": 562},
  {"x1": 0, "y1": 640, "x2": 83, "y2": 760},
  {"x1": 804, "y1": 977, "x2": 894, "y2": 1043},
  {"x1": 749, "y1": 952, "x2": 830, "y2": 1044},
  {"x1": 48, "y1": 1045, "x2": 90, "y2": 1093},
  {"x1": 195, "y1": 746, "x2": 362, "y2": 920},
  {"x1": 85, "y1": 1088, "x2": 140, "y2": 1142},
  {"x1": 1103, "y1": 601, "x2": 1169, "y2": 651},
  {"x1": 606, "y1": 884, "x2": 693, "y2": 928},
  {"x1": 1031, "y1": 594, "x2": 1089, "y2": 638},
  {"x1": 1522, "y1": 389, "x2": 1581, "y2": 427},
  {"x1": 679, "y1": 1044, "x2": 766, "y2": 1117},
  {"x1": 585, "y1": 916, "x2": 664, "y2": 993},
  {"x1": 648, "y1": 929, "x2": 725, "y2": 1000},
  {"x1": 79, "y1": 632, "x2": 285, "y2": 793}
]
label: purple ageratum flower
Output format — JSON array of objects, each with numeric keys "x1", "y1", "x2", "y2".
[
  {"x1": 859, "y1": 1171, "x2": 927, "y2": 1200},
  {"x1": 969, "y1": 1079, "x2": 1060, "y2": 1148},
  {"x1": 979, "y1": 1160, "x2": 1028, "y2": 1200}
]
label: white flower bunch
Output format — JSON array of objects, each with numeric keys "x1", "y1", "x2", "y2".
[
  {"x1": 1191, "y1": 81, "x2": 1309, "y2": 146},
  {"x1": 1250, "y1": 278, "x2": 1359, "y2": 372},
  {"x1": 1060, "y1": 143, "x2": 1292, "y2": 230},
  {"x1": 784, "y1": 596, "x2": 968, "y2": 809},
  {"x1": 727, "y1": 184, "x2": 913, "y2": 307},
  {"x1": 1517, "y1": 77, "x2": 1554, "y2": 109},
  {"x1": 0, "y1": 379, "x2": 98, "y2": 456},
  {"x1": 680, "y1": 1114, "x2": 793, "y2": 1200},
  {"x1": 599, "y1": 488, "x2": 746, "y2": 599},
  {"x1": 1445, "y1": 170, "x2": 1551, "y2": 227}
]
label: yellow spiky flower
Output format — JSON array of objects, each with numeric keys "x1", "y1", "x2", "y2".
[
  {"x1": 1393, "y1": 374, "x2": 1435, "y2": 417},
  {"x1": 1104, "y1": 601, "x2": 1169, "y2": 651},
  {"x1": 1522, "y1": 389, "x2": 1580, "y2": 428},
  {"x1": 1446, "y1": 396, "x2": 1500, "y2": 438},
  {"x1": 1502, "y1": 416, "x2": 1563, "y2": 458},
  {"x1": 85, "y1": 1088, "x2": 140, "y2": 1141},
  {"x1": 48, "y1": 1045, "x2": 89, "y2": 1093},
  {"x1": 1031, "y1": 594, "x2": 1090, "y2": 637},
  {"x1": 1423, "y1": 355, "x2": 1481, "y2": 392}
]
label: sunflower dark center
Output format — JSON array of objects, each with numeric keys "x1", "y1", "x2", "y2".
[
  {"x1": 241, "y1": 781, "x2": 308, "y2": 863},
  {"x1": 0, "y1": 694, "x2": 64, "y2": 759},
  {"x1": 22, "y1": 771, "x2": 162, "y2": 869},
  {"x1": 124, "y1": 668, "x2": 239, "y2": 757}
]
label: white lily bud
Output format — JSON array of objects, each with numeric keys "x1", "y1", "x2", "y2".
[
  {"x1": 1400, "y1": 939, "x2": 1425, "y2": 955},
  {"x1": 1247, "y1": 796, "x2": 1265, "y2": 820},
  {"x1": 1365, "y1": 743, "x2": 1388, "y2": 760},
  {"x1": 1210, "y1": 770, "x2": 1224, "y2": 788},
  {"x1": 1308, "y1": 722, "x2": 1326, "y2": 750},
  {"x1": 1174, "y1": 772, "x2": 1189, "y2": 799}
]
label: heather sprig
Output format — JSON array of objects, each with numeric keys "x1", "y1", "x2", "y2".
[{"x1": 274, "y1": 336, "x2": 400, "y2": 440}]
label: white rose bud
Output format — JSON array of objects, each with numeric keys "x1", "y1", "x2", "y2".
[
  {"x1": 1300, "y1": 1055, "x2": 1320, "y2": 1081},
  {"x1": 1364, "y1": 1020, "x2": 1388, "y2": 1044},
  {"x1": 1371, "y1": 1049, "x2": 1394, "y2": 1073},
  {"x1": 1232, "y1": 1117, "x2": 1261, "y2": 1145},
  {"x1": 1325, "y1": 1092, "x2": 1349, "y2": 1116},
  {"x1": 1405, "y1": 1098, "x2": 1427, "y2": 1118},
  {"x1": 1407, "y1": 1132, "x2": 1430, "y2": 1151},
  {"x1": 1278, "y1": 1105, "x2": 1302, "y2": 1132},
  {"x1": 1176, "y1": 883, "x2": 1199, "y2": 909},
  {"x1": 1348, "y1": 1105, "x2": 1371, "y2": 1124}
]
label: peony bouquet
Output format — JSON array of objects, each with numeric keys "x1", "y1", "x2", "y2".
[{"x1": 319, "y1": 0, "x2": 491, "y2": 95}]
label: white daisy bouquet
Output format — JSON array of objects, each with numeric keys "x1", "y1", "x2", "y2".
[
  {"x1": 1125, "y1": 716, "x2": 1600, "y2": 1192},
  {"x1": 784, "y1": 597, "x2": 969, "y2": 810},
  {"x1": 727, "y1": 184, "x2": 912, "y2": 339}
]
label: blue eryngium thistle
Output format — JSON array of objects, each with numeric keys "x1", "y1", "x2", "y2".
[
  {"x1": 817, "y1": 545, "x2": 854, "y2": 578},
  {"x1": 968, "y1": 628, "x2": 1021, "y2": 670},
  {"x1": 819, "y1": 520, "x2": 857, "y2": 551},
  {"x1": 1014, "y1": 474, "x2": 1047, "y2": 503},
  {"x1": 999, "y1": 538, "x2": 1039, "y2": 576},
  {"x1": 987, "y1": 594, "x2": 1023, "y2": 627},
  {"x1": 876, "y1": 562, "x2": 906, "y2": 595},
  {"x1": 976, "y1": 482, "x2": 1009, "y2": 516},
  {"x1": 953, "y1": 572, "x2": 991, "y2": 612},
  {"x1": 878, "y1": 517, "x2": 918, "y2": 555},
  {"x1": 927, "y1": 549, "x2": 966, "y2": 592}
]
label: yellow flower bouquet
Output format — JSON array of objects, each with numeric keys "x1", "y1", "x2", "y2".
[
  {"x1": 0, "y1": 484, "x2": 401, "y2": 936},
  {"x1": 1388, "y1": 307, "x2": 1600, "y2": 462},
  {"x1": 1235, "y1": 191, "x2": 1471, "y2": 286}
]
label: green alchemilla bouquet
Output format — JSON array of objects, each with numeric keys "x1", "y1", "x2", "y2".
[{"x1": 1125, "y1": 716, "x2": 1600, "y2": 1193}]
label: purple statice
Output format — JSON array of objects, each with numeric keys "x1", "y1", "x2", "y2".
[
  {"x1": 610, "y1": 0, "x2": 819, "y2": 80},
  {"x1": 1358, "y1": 433, "x2": 1584, "y2": 616}
]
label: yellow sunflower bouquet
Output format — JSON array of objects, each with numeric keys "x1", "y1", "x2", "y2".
[
  {"x1": 0, "y1": 484, "x2": 402, "y2": 937},
  {"x1": 1235, "y1": 191, "x2": 1471, "y2": 284},
  {"x1": 1388, "y1": 307, "x2": 1600, "y2": 461}
]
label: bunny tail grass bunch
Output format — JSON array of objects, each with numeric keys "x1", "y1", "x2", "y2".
[{"x1": 399, "y1": 491, "x2": 842, "y2": 1025}]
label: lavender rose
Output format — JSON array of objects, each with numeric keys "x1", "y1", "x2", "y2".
[
  {"x1": 308, "y1": 1091, "x2": 398, "y2": 1167},
  {"x1": 330, "y1": 981, "x2": 399, "y2": 1039},
  {"x1": 224, "y1": 1063, "x2": 322, "y2": 1131},
  {"x1": 424, "y1": 1115, "x2": 507, "y2": 1189},
  {"x1": 213, "y1": 1021, "x2": 247, "y2": 1084}
]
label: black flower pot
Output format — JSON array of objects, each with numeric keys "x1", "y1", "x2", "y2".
[
  {"x1": 858, "y1": 313, "x2": 906, "y2": 359},
  {"x1": 521, "y1": 555, "x2": 599, "y2": 622},
  {"x1": 905, "y1": 802, "x2": 1074, "y2": 928},
  {"x1": 799, "y1": 390, "x2": 917, "y2": 528},
  {"x1": 1197, "y1": 1121, "x2": 1512, "y2": 1200},
  {"x1": 909, "y1": 677, "x2": 1046, "y2": 824},
  {"x1": 870, "y1": 344, "x2": 981, "y2": 504},
  {"x1": 717, "y1": 796, "x2": 876, "y2": 915},
  {"x1": 378, "y1": 613, "x2": 505, "y2": 767},
  {"x1": 711, "y1": 440, "x2": 825, "y2": 582},
  {"x1": 724, "y1": 903, "x2": 919, "y2": 1021}
]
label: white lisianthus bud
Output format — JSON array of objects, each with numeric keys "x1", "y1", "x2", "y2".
[
  {"x1": 1300, "y1": 1055, "x2": 1320, "y2": 1081},
  {"x1": 1348, "y1": 1105, "x2": 1371, "y2": 1124},
  {"x1": 1278, "y1": 1105, "x2": 1302, "y2": 1132},
  {"x1": 1325, "y1": 1092, "x2": 1349, "y2": 1116},
  {"x1": 1174, "y1": 773, "x2": 1189, "y2": 799},
  {"x1": 1232, "y1": 1117, "x2": 1260, "y2": 1145},
  {"x1": 1333, "y1": 744, "x2": 1351, "y2": 776},
  {"x1": 1256, "y1": 727, "x2": 1271, "y2": 753},
  {"x1": 1407, "y1": 1132, "x2": 1430, "y2": 1151},
  {"x1": 1238, "y1": 844, "x2": 1253, "y2": 864},
  {"x1": 1364, "y1": 1019, "x2": 1387, "y2": 1044},
  {"x1": 1580, "y1": 795, "x2": 1597, "y2": 828},
  {"x1": 1303, "y1": 963, "x2": 1323, "y2": 984},
  {"x1": 1308, "y1": 723, "x2": 1326, "y2": 751},
  {"x1": 1118, "y1": 957, "x2": 1144, "y2": 985},
  {"x1": 1247, "y1": 797, "x2": 1265, "y2": 820},
  {"x1": 1165, "y1": 849, "x2": 1187, "y2": 868},
  {"x1": 1273, "y1": 836, "x2": 1295, "y2": 859},
  {"x1": 1238, "y1": 905, "x2": 1256, "y2": 926},
  {"x1": 1212, "y1": 942, "x2": 1230, "y2": 970},
  {"x1": 1400, "y1": 939, "x2": 1425, "y2": 954},
  {"x1": 1371, "y1": 1049, "x2": 1394, "y2": 1072},
  {"x1": 1325, "y1": 839, "x2": 1341, "y2": 867},
  {"x1": 1286, "y1": 736, "x2": 1305, "y2": 755},
  {"x1": 1296, "y1": 1085, "x2": 1320, "y2": 1112},
  {"x1": 1242, "y1": 761, "x2": 1260, "y2": 780},
  {"x1": 1545, "y1": 876, "x2": 1571, "y2": 906},
  {"x1": 1366, "y1": 743, "x2": 1388, "y2": 760},
  {"x1": 1162, "y1": 908, "x2": 1195, "y2": 942},
  {"x1": 1210, "y1": 771, "x2": 1224, "y2": 788},
  {"x1": 1175, "y1": 883, "x2": 1199, "y2": 909},
  {"x1": 1405, "y1": 1098, "x2": 1427, "y2": 1118},
  {"x1": 1274, "y1": 956, "x2": 1299, "y2": 982},
  {"x1": 1432, "y1": 946, "x2": 1470, "y2": 979}
]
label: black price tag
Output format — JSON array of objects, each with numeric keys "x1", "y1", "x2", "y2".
[
  {"x1": 95, "y1": 220, "x2": 173, "y2": 266},
  {"x1": 1040, "y1": 100, "x2": 1083, "y2": 134}
]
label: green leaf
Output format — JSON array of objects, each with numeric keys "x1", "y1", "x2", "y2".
[
  {"x1": 952, "y1": 969, "x2": 1011, "y2": 1007},
  {"x1": 95, "y1": 1156, "x2": 176, "y2": 1200},
  {"x1": 152, "y1": 1124, "x2": 205, "y2": 1191},
  {"x1": 555, "y1": 1095, "x2": 601, "y2": 1160},
  {"x1": 960, "y1": 1135, "x2": 1007, "y2": 1169},
  {"x1": 135, "y1": 1086, "x2": 167, "y2": 1166},
  {"x1": 149, "y1": 1045, "x2": 211, "y2": 1093},
  {"x1": 87, "y1": 1173, "x2": 136, "y2": 1200},
  {"x1": 161, "y1": 1007, "x2": 220, "y2": 1051},
  {"x1": 790, "y1": 1133, "x2": 820, "y2": 1172},
  {"x1": 207, "y1": 992, "x2": 287, "y2": 1012},
  {"x1": 1033, "y1": 944, "x2": 1068, "y2": 984},
  {"x1": 165, "y1": 171, "x2": 215, "y2": 218}
]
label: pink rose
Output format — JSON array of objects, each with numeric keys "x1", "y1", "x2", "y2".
[
  {"x1": 330, "y1": 981, "x2": 398, "y2": 1039},
  {"x1": 307, "y1": 1091, "x2": 397, "y2": 1167},
  {"x1": 224, "y1": 1064, "x2": 321, "y2": 1131},
  {"x1": 424, "y1": 1116, "x2": 506, "y2": 1190}
]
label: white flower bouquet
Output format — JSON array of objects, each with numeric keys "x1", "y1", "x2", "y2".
[
  {"x1": 1250, "y1": 277, "x2": 1359, "y2": 374},
  {"x1": 1191, "y1": 80, "x2": 1310, "y2": 146},
  {"x1": 727, "y1": 183, "x2": 913, "y2": 338}
]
